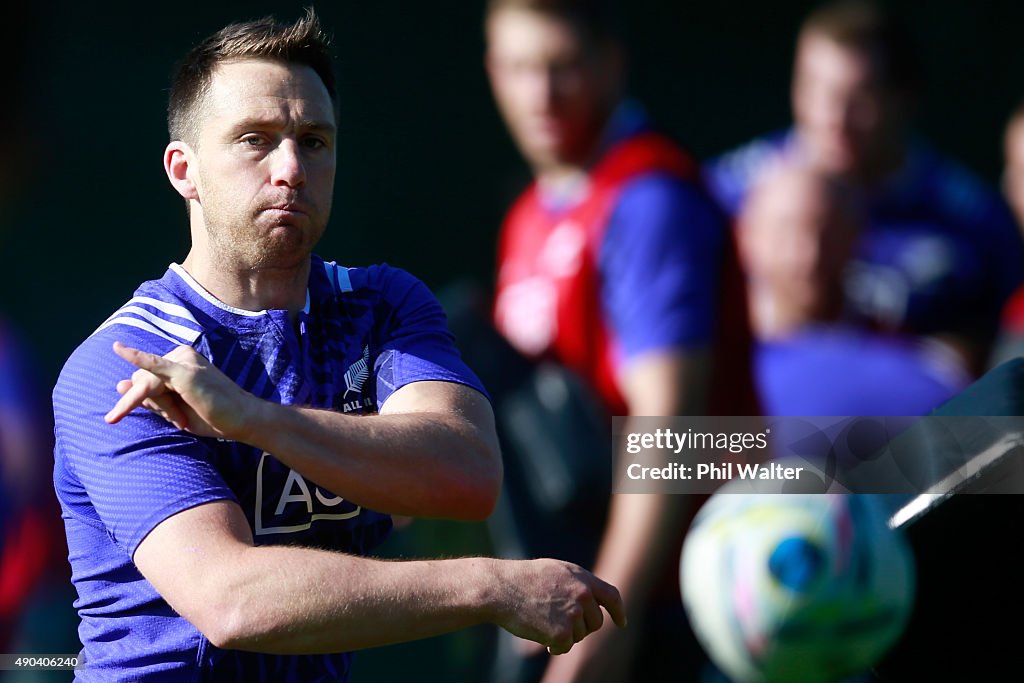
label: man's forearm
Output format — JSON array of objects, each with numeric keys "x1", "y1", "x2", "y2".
[
  {"x1": 601, "y1": 351, "x2": 709, "y2": 609},
  {"x1": 244, "y1": 400, "x2": 501, "y2": 519},
  {"x1": 213, "y1": 548, "x2": 499, "y2": 653},
  {"x1": 132, "y1": 501, "x2": 624, "y2": 659}
]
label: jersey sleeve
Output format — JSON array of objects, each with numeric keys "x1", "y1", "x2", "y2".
[
  {"x1": 598, "y1": 173, "x2": 726, "y2": 363},
  {"x1": 368, "y1": 266, "x2": 489, "y2": 406},
  {"x1": 701, "y1": 132, "x2": 788, "y2": 218},
  {"x1": 701, "y1": 156, "x2": 746, "y2": 218},
  {"x1": 52, "y1": 328, "x2": 237, "y2": 559}
]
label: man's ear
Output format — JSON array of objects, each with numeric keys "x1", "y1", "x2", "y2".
[{"x1": 164, "y1": 141, "x2": 199, "y2": 201}]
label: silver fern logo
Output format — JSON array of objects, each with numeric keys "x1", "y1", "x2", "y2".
[{"x1": 343, "y1": 345, "x2": 370, "y2": 398}]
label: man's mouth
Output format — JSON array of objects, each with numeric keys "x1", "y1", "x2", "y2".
[{"x1": 261, "y1": 202, "x2": 309, "y2": 221}]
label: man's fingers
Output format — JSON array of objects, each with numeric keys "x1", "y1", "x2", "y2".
[
  {"x1": 105, "y1": 380, "x2": 159, "y2": 424},
  {"x1": 581, "y1": 595, "x2": 604, "y2": 636},
  {"x1": 515, "y1": 637, "x2": 547, "y2": 657},
  {"x1": 142, "y1": 396, "x2": 190, "y2": 431},
  {"x1": 572, "y1": 615, "x2": 588, "y2": 644},
  {"x1": 106, "y1": 349, "x2": 174, "y2": 424},
  {"x1": 591, "y1": 577, "x2": 627, "y2": 628},
  {"x1": 113, "y1": 341, "x2": 178, "y2": 377}
]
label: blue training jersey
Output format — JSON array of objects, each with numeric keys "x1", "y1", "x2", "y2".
[
  {"x1": 52, "y1": 256, "x2": 486, "y2": 682},
  {"x1": 599, "y1": 172, "x2": 723, "y2": 363},
  {"x1": 548, "y1": 101, "x2": 723, "y2": 367},
  {"x1": 755, "y1": 326, "x2": 968, "y2": 417},
  {"x1": 703, "y1": 129, "x2": 1024, "y2": 343}
]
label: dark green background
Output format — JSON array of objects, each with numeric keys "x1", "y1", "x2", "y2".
[
  {"x1": 4, "y1": 0, "x2": 1023, "y2": 384},
  {"x1": 2, "y1": 1, "x2": 1023, "y2": 681}
]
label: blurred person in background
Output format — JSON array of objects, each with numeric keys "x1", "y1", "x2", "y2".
[
  {"x1": 705, "y1": 0, "x2": 1024, "y2": 380},
  {"x1": 989, "y1": 101, "x2": 1024, "y2": 368},
  {"x1": 482, "y1": 0, "x2": 758, "y2": 681},
  {"x1": 729, "y1": 165, "x2": 963, "y2": 683},
  {"x1": 737, "y1": 164, "x2": 969, "y2": 417},
  {"x1": 1001, "y1": 100, "x2": 1024, "y2": 233},
  {"x1": 0, "y1": 322, "x2": 73, "y2": 653}
]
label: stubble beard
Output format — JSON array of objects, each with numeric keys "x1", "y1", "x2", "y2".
[{"x1": 204, "y1": 204, "x2": 324, "y2": 273}]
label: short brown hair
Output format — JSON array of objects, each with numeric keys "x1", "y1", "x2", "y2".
[
  {"x1": 167, "y1": 7, "x2": 335, "y2": 144},
  {"x1": 800, "y1": 0, "x2": 923, "y2": 93},
  {"x1": 485, "y1": 0, "x2": 619, "y2": 49}
]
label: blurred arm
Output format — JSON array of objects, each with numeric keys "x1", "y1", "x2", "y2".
[
  {"x1": 540, "y1": 350, "x2": 709, "y2": 683},
  {"x1": 592, "y1": 349, "x2": 708, "y2": 621}
]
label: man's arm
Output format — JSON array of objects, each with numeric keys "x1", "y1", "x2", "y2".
[
  {"x1": 533, "y1": 170, "x2": 722, "y2": 680},
  {"x1": 104, "y1": 342, "x2": 502, "y2": 521},
  {"x1": 588, "y1": 350, "x2": 708, "y2": 609},
  {"x1": 133, "y1": 498, "x2": 625, "y2": 655},
  {"x1": 539, "y1": 350, "x2": 708, "y2": 683}
]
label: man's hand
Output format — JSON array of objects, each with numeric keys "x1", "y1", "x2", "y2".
[
  {"x1": 489, "y1": 559, "x2": 626, "y2": 656},
  {"x1": 539, "y1": 617, "x2": 638, "y2": 682},
  {"x1": 104, "y1": 341, "x2": 258, "y2": 440}
]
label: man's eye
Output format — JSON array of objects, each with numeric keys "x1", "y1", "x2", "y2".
[
  {"x1": 242, "y1": 135, "x2": 267, "y2": 146},
  {"x1": 302, "y1": 137, "x2": 327, "y2": 149}
]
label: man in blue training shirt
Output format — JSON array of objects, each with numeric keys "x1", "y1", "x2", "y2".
[
  {"x1": 704, "y1": 0, "x2": 1024, "y2": 378},
  {"x1": 736, "y1": 164, "x2": 968, "y2": 417},
  {"x1": 51, "y1": 10, "x2": 624, "y2": 682}
]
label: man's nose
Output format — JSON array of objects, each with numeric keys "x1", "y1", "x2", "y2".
[
  {"x1": 519, "y1": 65, "x2": 556, "y2": 111},
  {"x1": 270, "y1": 139, "x2": 306, "y2": 188}
]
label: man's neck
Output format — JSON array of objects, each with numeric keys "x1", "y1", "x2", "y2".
[
  {"x1": 537, "y1": 165, "x2": 590, "y2": 204},
  {"x1": 181, "y1": 249, "x2": 310, "y2": 317},
  {"x1": 851, "y1": 142, "x2": 907, "y2": 188},
  {"x1": 534, "y1": 100, "x2": 624, "y2": 195},
  {"x1": 750, "y1": 286, "x2": 845, "y2": 340}
]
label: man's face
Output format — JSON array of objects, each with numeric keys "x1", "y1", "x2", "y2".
[
  {"x1": 791, "y1": 33, "x2": 904, "y2": 178},
  {"x1": 190, "y1": 59, "x2": 336, "y2": 270},
  {"x1": 1004, "y1": 116, "x2": 1024, "y2": 231},
  {"x1": 486, "y1": 8, "x2": 616, "y2": 171},
  {"x1": 739, "y1": 169, "x2": 858, "y2": 319}
]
